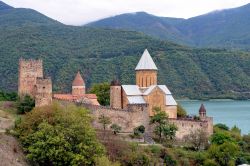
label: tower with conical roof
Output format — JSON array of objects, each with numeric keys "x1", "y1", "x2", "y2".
[
  {"x1": 135, "y1": 49, "x2": 158, "y2": 88},
  {"x1": 199, "y1": 103, "x2": 207, "y2": 121},
  {"x1": 72, "y1": 71, "x2": 85, "y2": 95}
]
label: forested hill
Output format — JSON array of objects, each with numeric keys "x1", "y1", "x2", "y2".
[
  {"x1": 0, "y1": 1, "x2": 12, "y2": 10},
  {"x1": 88, "y1": 3, "x2": 250, "y2": 50},
  {"x1": 1, "y1": 1, "x2": 250, "y2": 99}
]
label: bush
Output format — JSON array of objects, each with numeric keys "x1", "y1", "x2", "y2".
[
  {"x1": 16, "y1": 95, "x2": 35, "y2": 114},
  {"x1": 214, "y1": 123, "x2": 229, "y2": 131},
  {"x1": 110, "y1": 124, "x2": 122, "y2": 135},
  {"x1": 15, "y1": 102, "x2": 105, "y2": 165},
  {"x1": 95, "y1": 156, "x2": 120, "y2": 166},
  {"x1": 133, "y1": 125, "x2": 145, "y2": 136},
  {"x1": 177, "y1": 104, "x2": 187, "y2": 118}
]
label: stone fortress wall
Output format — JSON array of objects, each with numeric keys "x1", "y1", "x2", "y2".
[{"x1": 58, "y1": 99, "x2": 213, "y2": 140}]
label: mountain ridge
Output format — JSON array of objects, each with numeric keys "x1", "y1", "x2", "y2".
[
  {"x1": 88, "y1": 3, "x2": 250, "y2": 50},
  {"x1": 0, "y1": 1, "x2": 13, "y2": 10},
  {"x1": 1, "y1": 3, "x2": 250, "y2": 99}
]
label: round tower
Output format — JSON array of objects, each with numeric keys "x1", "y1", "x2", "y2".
[
  {"x1": 135, "y1": 49, "x2": 158, "y2": 88},
  {"x1": 199, "y1": 103, "x2": 207, "y2": 121},
  {"x1": 110, "y1": 79, "x2": 122, "y2": 109},
  {"x1": 72, "y1": 71, "x2": 85, "y2": 95}
]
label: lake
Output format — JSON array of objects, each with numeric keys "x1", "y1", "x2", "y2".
[{"x1": 179, "y1": 100, "x2": 250, "y2": 135}]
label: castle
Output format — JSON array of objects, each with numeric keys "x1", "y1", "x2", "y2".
[
  {"x1": 18, "y1": 58, "x2": 52, "y2": 107},
  {"x1": 17, "y1": 49, "x2": 213, "y2": 140}
]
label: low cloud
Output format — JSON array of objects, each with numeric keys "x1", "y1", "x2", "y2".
[{"x1": 3, "y1": 0, "x2": 250, "y2": 25}]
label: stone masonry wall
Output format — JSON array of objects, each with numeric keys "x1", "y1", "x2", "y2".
[
  {"x1": 169, "y1": 118, "x2": 213, "y2": 140},
  {"x1": 57, "y1": 100, "x2": 213, "y2": 139},
  {"x1": 18, "y1": 59, "x2": 43, "y2": 97},
  {"x1": 78, "y1": 103, "x2": 150, "y2": 132},
  {"x1": 35, "y1": 77, "x2": 52, "y2": 107}
]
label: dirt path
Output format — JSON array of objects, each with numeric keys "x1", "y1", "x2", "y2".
[{"x1": 0, "y1": 109, "x2": 28, "y2": 166}]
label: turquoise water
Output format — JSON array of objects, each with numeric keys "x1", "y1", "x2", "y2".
[{"x1": 179, "y1": 100, "x2": 250, "y2": 135}]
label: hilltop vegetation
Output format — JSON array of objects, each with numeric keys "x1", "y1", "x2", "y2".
[
  {"x1": 1, "y1": 2, "x2": 250, "y2": 99},
  {"x1": 88, "y1": 3, "x2": 250, "y2": 50}
]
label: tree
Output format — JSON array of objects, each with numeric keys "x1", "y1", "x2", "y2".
[
  {"x1": 207, "y1": 142, "x2": 240, "y2": 166},
  {"x1": 90, "y1": 83, "x2": 110, "y2": 106},
  {"x1": 150, "y1": 107, "x2": 177, "y2": 142},
  {"x1": 211, "y1": 132, "x2": 235, "y2": 145},
  {"x1": 185, "y1": 129, "x2": 209, "y2": 151},
  {"x1": 16, "y1": 95, "x2": 35, "y2": 114},
  {"x1": 110, "y1": 124, "x2": 122, "y2": 135},
  {"x1": 177, "y1": 104, "x2": 187, "y2": 118},
  {"x1": 98, "y1": 114, "x2": 111, "y2": 130},
  {"x1": 214, "y1": 123, "x2": 229, "y2": 131},
  {"x1": 15, "y1": 103, "x2": 105, "y2": 165}
]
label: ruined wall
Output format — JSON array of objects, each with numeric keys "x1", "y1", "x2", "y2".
[
  {"x1": 35, "y1": 77, "x2": 52, "y2": 107},
  {"x1": 169, "y1": 118, "x2": 213, "y2": 140},
  {"x1": 18, "y1": 59, "x2": 43, "y2": 97}
]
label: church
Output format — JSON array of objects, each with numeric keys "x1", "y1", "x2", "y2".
[{"x1": 110, "y1": 49, "x2": 177, "y2": 118}]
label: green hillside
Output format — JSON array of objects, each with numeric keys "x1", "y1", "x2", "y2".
[
  {"x1": 88, "y1": 3, "x2": 250, "y2": 50},
  {"x1": 1, "y1": 2, "x2": 250, "y2": 99}
]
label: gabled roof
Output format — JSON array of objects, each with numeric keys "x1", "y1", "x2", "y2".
[
  {"x1": 158, "y1": 85, "x2": 172, "y2": 95},
  {"x1": 122, "y1": 85, "x2": 142, "y2": 96},
  {"x1": 127, "y1": 96, "x2": 146, "y2": 104},
  {"x1": 135, "y1": 49, "x2": 158, "y2": 71},
  {"x1": 143, "y1": 85, "x2": 171, "y2": 95},
  {"x1": 72, "y1": 71, "x2": 85, "y2": 86},
  {"x1": 166, "y1": 95, "x2": 177, "y2": 106}
]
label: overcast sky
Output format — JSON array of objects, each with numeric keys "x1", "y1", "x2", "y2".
[{"x1": 3, "y1": 0, "x2": 250, "y2": 25}]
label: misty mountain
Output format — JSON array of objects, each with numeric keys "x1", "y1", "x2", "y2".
[{"x1": 88, "y1": 3, "x2": 250, "y2": 50}]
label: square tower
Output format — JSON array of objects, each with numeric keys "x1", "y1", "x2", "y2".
[{"x1": 18, "y1": 58, "x2": 43, "y2": 97}]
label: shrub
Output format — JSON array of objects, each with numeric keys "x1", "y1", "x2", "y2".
[
  {"x1": 133, "y1": 125, "x2": 145, "y2": 136},
  {"x1": 15, "y1": 102, "x2": 105, "y2": 165},
  {"x1": 214, "y1": 123, "x2": 229, "y2": 131},
  {"x1": 16, "y1": 95, "x2": 35, "y2": 114},
  {"x1": 177, "y1": 104, "x2": 187, "y2": 118},
  {"x1": 95, "y1": 156, "x2": 120, "y2": 166},
  {"x1": 110, "y1": 124, "x2": 122, "y2": 135}
]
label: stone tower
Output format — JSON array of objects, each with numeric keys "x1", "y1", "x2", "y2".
[
  {"x1": 72, "y1": 71, "x2": 85, "y2": 95},
  {"x1": 18, "y1": 58, "x2": 43, "y2": 97},
  {"x1": 35, "y1": 77, "x2": 52, "y2": 107},
  {"x1": 18, "y1": 58, "x2": 52, "y2": 107},
  {"x1": 199, "y1": 103, "x2": 207, "y2": 121},
  {"x1": 110, "y1": 79, "x2": 122, "y2": 109},
  {"x1": 135, "y1": 49, "x2": 158, "y2": 88}
]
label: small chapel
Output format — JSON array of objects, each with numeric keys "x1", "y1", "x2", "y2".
[
  {"x1": 53, "y1": 71, "x2": 99, "y2": 105},
  {"x1": 110, "y1": 49, "x2": 178, "y2": 118}
]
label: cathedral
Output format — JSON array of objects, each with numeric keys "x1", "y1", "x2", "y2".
[{"x1": 110, "y1": 49, "x2": 177, "y2": 118}]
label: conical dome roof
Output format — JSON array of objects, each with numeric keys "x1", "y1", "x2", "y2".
[
  {"x1": 72, "y1": 71, "x2": 85, "y2": 86},
  {"x1": 135, "y1": 49, "x2": 158, "y2": 70},
  {"x1": 199, "y1": 104, "x2": 206, "y2": 113}
]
